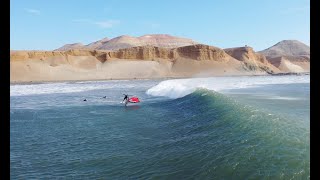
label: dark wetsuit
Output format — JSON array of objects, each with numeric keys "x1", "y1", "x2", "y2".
[
  {"x1": 123, "y1": 95, "x2": 128, "y2": 101},
  {"x1": 123, "y1": 95, "x2": 129, "y2": 106}
]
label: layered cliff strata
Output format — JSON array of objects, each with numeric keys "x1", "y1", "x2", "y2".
[{"x1": 10, "y1": 44, "x2": 251, "y2": 82}]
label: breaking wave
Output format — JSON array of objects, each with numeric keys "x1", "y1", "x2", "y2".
[{"x1": 146, "y1": 75, "x2": 309, "y2": 98}]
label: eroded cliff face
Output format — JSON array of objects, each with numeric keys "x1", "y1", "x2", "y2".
[
  {"x1": 224, "y1": 47, "x2": 280, "y2": 73},
  {"x1": 10, "y1": 44, "x2": 249, "y2": 82},
  {"x1": 105, "y1": 44, "x2": 230, "y2": 61},
  {"x1": 11, "y1": 44, "x2": 232, "y2": 62},
  {"x1": 224, "y1": 47, "x2": 266, "y2": 63},
  {"x1": 175, "y1": 44, "x2": 229, "y2": 61},
  {"x1": 10, "y1": 50, "x2": 109, "y2": 63},
  {"x1": 106, "y1": 46, "x2": 176, "y2": 60}
]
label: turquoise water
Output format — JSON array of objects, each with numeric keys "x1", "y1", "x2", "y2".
[{"x1": 10, "y1": 75, "x2": 310, "y2": 179}]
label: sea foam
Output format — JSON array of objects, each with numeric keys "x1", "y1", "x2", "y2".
[{"x1": 10, "y1": 80, "x2": 142, "y2": 96}]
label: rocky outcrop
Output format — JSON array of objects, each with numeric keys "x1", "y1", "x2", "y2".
[
  {"x1": 224, "y1": 46, "x2": 280, "y2": 73},
  {"x1": 175, "y1": 44, "x2": 229, "y2": 61},
  {"x1": 106, "y1": 46, "x2": 175, "y2": 60},
  {"x1": 106, "y1": 44, "x2": 230, "y2": 61},
  {"x1": 224, "y1": 46, "x2": 267, "y2": 63}
]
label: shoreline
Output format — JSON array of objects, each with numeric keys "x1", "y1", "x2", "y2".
[
  {"x1": 10, "y1": 72, "x2": 309, "y2": 85},
  {"x1": 10, "y1": 76, "x2": 184, "y2": 85}
]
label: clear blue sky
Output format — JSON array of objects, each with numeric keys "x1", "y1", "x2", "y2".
[{"x1": 10, "y1": 0, "x2": 310, "y2": 51}]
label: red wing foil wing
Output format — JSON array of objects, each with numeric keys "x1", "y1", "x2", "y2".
[{"x1": 128, "y1": 97, "x2": 140, "y2": 103}]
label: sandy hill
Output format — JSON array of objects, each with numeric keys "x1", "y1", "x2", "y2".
[
  {"x1": 85, "y1": 37, "x2": 110, "y2": 49},
  {"x1": 55, "y1": 43, "x2": 85, "y2": 51},
  {"x1": 259, "y1": 40, "x2": 310, "y2": 58},
  {"x1": 266, "y1": 56, "x2": 310, "y2": 73},
  {"x1": 258, "y1": 40, "x2": 310, "y2": 73},
  {"x1": 55, "y1": 34, "x2": 198, "y2": 51}
]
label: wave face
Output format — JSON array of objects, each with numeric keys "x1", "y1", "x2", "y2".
[
  {"x1": 147, "y1": 89, "x2": 309, "y2": 179},
  {"x1": 146, "y1": 75, "x2": 309, "y2": 98}
]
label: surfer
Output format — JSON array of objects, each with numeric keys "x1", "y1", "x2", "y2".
[
  {"x1": 122, "y1": 94, "x2": 140, "y2": 106},
  {"x1": 122, "y1": 94, "x2": 129, "y2": 106}
]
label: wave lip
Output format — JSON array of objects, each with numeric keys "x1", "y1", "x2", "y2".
[{"x1": 146, "y1": 79, "x2": 198, "y2": 98}]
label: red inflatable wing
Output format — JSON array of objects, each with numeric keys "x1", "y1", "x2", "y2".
[{"x1": 128, "y1": 97, "x2": 140, "y2": 103}]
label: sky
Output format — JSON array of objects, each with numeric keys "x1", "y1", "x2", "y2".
[{"x1": 10, "y1": 0, "x2": 310, "y2": 51}]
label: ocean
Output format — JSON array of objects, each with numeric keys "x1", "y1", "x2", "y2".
[{"x1": 10, "y1": 75, "x2": 310, "y2": 179}]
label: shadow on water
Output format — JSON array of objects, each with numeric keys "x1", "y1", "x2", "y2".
[{"x1": 124, "y1": 105, "x2": 141, "y2": 111}]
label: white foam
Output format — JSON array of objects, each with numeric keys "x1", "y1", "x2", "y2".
[
  {"x1": 266, "y1": 96, "x2": 302, "y2": 101},
  {"x1": 10, "y1": 80, "x2": 143, "y2": 96},
  {"x1": 146, "y1": 75, "x2": 310, "y2": 99},
  {"x1": 10, "y1": 83, "x2": 105, "y2": 96}
]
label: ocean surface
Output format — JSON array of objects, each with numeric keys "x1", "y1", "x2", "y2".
[{"x1": 10, "y1": 75, "x2": 310, "y2": 179}]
